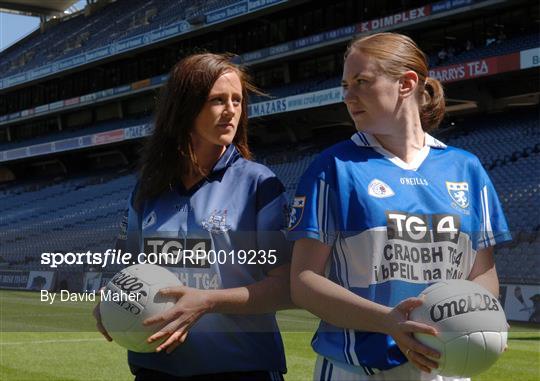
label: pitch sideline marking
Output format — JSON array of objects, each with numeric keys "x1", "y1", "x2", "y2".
[{"x1": 0, "y1": 338, "x2": 104, "y2": 346}]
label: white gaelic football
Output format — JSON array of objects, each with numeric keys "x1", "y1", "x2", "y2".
[
  {"x1": 99, "y1": 264, "x2": 181, "y2": 352},
  {"x1": 409, "y1": 279, "x2": 507, "y2": 377}
]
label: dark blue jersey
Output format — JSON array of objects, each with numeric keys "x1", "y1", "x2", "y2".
[{"x1": 117, "y1": 145, "x2": 291, "y2": 376}]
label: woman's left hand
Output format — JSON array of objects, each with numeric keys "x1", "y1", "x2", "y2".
[
  {"x1": 385, "y1": 298, "x2": 440, "y2": 373},
  {"x1": 143, "y1": 286, "x2": 215, "y2": 353}
]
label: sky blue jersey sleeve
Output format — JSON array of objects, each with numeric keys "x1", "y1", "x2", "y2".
[
  {"x1": 255, "y1": 175, "x2": 292, "y2": 274},
  {"x1": 474, "y1": 165, "x2": 512, "y2": 249},
  {"x1": 115, "y1": 186, "x2": 143, "y2": 255},
  {"x1": 287, "y1": 158, "x2": 338, "y2": 246}
]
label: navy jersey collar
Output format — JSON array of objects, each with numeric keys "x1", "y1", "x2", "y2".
[
  {"x1": 210, "y1": 144, "x2": 241, "y2": 175},
  {"x1": 175, "y1": 145, "x2": 241, "y2": 195}
]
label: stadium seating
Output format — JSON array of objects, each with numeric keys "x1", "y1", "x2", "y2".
[
  {"x1": 267, "y1": 154, "x2": 317, "y2": 200},
  {"x1": 431, "y1": 33, "x2": 540, "y2": 68},
  {"x1": 3, "y1": 0, "x2": 538, "y2": 96},
  {"x1": 252, "y1": 77, "x2": 341, "y2": 103},
  {"x1": 443, "y1": 111, "x2": 539, "y2": 283},
  {"x1": 444, "y1": 110, "x2": 540, "y2": 168},
  {"x1": 0, "y1": 109, "x2": 538, "y2": 284},
  {"x1": 0, "y1": 172, "x2": 135, "y2": 272},
  {"x1": 0, "y1": 0, "x2": 228, "y2": 79},
  {"x1": 0, "y1": 115, "x2": 151, "y2": 151}
]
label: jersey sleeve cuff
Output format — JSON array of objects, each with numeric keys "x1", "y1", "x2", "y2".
[
  {"x1": 287, "y1": 229, "x2": 335, "y2": 245},
  {"x1": 477, "y1": 231, "x2": 513, "y2": 250}
]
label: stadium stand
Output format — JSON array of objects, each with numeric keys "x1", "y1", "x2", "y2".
[
  {"x1": 0, "y1": 0, "x2": 538, "y2": 298},
  {"x1": 0, "y1": 171, "x2": 135, "y2": 271},
  {"x1": 0, "y1": 115, "x2": 151, "y2": 151},
  {"x1": 1, "y1": 108, "x2": 538, "y2": 283},
  {"x1": 2, "y1": 2, "x2": 538, "y2": 118},
  {"x1": 0, "y1": 0, "x2": 229, "y2": 78},
  {"x1": 429, "y1": 33, "x2": 540, "y2": 67},
  {"x1": 445, "y1": 109, "x2": 540, "y2": 168},
  {"x1": 251, "y1": 31, "x2": 540, "y2": 104}
]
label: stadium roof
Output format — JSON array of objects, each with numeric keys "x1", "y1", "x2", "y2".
[{"x1": 0, "y1": 0, "x2": 79, "y2": 16}]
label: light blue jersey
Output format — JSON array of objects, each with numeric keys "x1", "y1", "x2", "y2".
[
  {"x1": 288, "y1": 132, "x2": 511, "y2": 373},
  {"x1": 117, "y1": 145, "x2": 290, "y2": 377}
]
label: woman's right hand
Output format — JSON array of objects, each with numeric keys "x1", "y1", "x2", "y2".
[
  {"x1": 92, "y1": 301, "x2": 113, "y2": 342},
  {"x1": 383, "y1": 297, "x2": 440, "y2": 373}
]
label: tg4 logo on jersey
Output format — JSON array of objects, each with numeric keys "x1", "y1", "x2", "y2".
[{"x1": 386, "y1": 211, "x2": 462, "y2": 244}]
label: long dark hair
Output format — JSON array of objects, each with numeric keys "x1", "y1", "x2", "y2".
[{"x1": 135, "y1": 53, "x2": 254, "y2": 208}]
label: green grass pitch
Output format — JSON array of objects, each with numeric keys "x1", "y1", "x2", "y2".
[{"x1": 1, "y1": 290, "x2": 538, "y2": 380}]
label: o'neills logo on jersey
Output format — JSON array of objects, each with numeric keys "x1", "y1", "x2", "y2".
[
  {"x1": 430, "y1": 292, "x2": 500, "y2": 323},
  {"x1": 446, "y1": 181, "x2": 469, "y2": 209},
  {"x1": 400, "y1": 177, "x2": 429, "y2": 186},
  {"x1": 368, "y1": 179, "x2": 395, "y2": 198}
]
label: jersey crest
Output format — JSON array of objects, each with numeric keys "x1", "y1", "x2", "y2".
[
  {"x1": 202, "y1": 209, "x2": 231, "y2": 233},
  {"x1": 288, "y1": 196, "x2": 306, "y2": 230},
  {"x1": 446, "y1": 181, "x2": 469, "y2": 209},
  {"x1": 368, "y1": 179, "x2": 395, "y2": 198}
]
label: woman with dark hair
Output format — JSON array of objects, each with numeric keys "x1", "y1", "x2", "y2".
[
  {"x1": 95, "y1": 53, "x2": 291, "y2": 381},
  {"x1": 288, "y1": 33, "x2": 511, "y2": 381}
]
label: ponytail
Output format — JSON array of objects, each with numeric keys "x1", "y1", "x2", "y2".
[{"x1": 420, "y1": 77, "x2": 445, "y2": 132}]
